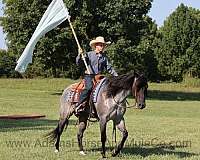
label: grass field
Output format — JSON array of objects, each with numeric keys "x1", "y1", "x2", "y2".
[{"x1": 0, "y1": 78, "x2": 200, "y2": 160}]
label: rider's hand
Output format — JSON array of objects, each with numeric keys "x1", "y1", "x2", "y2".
[{"x1": 78, "y1": 48, "x2": 83, "y2": 55}]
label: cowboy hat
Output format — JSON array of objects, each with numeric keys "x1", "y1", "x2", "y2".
[{"x1": 89, "y1": 36, "x2": 111, "y2": 49}]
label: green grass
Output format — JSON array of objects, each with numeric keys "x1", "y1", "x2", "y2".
[{"x1": 0, "y1": 78, "x2": 200, "y2": 160}]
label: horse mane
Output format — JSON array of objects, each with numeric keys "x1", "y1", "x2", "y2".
[
  {"x1": 106, "y1": 72, "x2": 148, "y2": 98},
  {"x1": 106, "y1": 72, "x2": 136, "y2": 97}
]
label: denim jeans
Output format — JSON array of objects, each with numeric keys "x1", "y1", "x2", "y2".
[{"x1": 78, "y1": 75, "x2": 93, "y2": 104}]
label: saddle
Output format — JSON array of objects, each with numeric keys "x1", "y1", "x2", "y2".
[{"x1": 70, "y1": 75, "x2": 105, "y2": 103}]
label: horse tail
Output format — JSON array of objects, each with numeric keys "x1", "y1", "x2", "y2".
[
  {"x1": 45, "y1": 124, "x2": 60, "y2": 143},
  {"x1": 45, "y1": 118, "x2": 69, "y2": 143},
  {"x1": 45, "y1": 107, "x2": 73, "y2": 143},
  {"x1": 45, "y1": 86, "x2": 74, "y2": 143}
]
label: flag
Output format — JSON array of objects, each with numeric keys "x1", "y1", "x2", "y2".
[{"x1": 15, "y1": 0, "x2": 69, "y2": 73}]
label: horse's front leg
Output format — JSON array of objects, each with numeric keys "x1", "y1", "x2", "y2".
[
  {"x1": 112, "y1": 118, "x2": 128, "y2": 157},
  {"x1": 99, "y1": 118, "x2": 107, "y2": 158},
  {"x1": 77, "y1": 114, "x2": 88, "y2": 155}
]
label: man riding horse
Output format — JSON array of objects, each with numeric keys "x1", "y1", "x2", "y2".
[
  {"x1": 75, "y1": 36, "x2": 118, "y2": 115},
  {"x1": 47, "y1": 36, "x2": 148, "y2": 159}
]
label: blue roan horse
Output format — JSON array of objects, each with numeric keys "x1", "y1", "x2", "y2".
[{"x1": 47, "y1": 72, "x2": 148, "y2": 158}]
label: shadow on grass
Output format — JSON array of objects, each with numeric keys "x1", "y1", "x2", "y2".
[
  {"x1": 51, "y1": 91, "x2": 63, "y2": 96},
  {"x1": 147, "y1": 90, "x2": 200, "y2": 101},
  {"x1": 122, "y1": 146, "x2": 198, "y2": 158},
  {"x1": 51, "y1": 90, "x2": 63, "y2": 96},
  {"x1": 0, "y1": 119, "x2": 77, "y2": 132},
  {"x1": 53, "y1": 89, "x2": 200, "y2": 101},
  {"x1": 87, "y1": 145, "x2": 198, "y2": 158}
]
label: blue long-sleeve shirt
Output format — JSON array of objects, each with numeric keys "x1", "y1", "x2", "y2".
[{"x1": 76, "y1": 51, "x2": 118, "y2": 76}]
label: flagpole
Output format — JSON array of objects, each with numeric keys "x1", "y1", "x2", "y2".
[{"x1": 67, "y1": 17, "x2": 91, "y2": 74}]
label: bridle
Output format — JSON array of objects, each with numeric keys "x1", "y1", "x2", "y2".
[
  {"x1": 111, "y1": 75, "x2": 147, "y2": 109},
  {"x1": 112, "y1": 77, "x2": 138, "y2": 108},
  {"x1": 132, "y1": 76, "x2": 148, "y2": 108}
]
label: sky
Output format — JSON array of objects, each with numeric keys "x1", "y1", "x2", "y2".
[
  {"x1": 0, "y1": 0, "x2": 200, "y2": 50},
  {"x1": 148, "y1": 0, "x2": 200, "y2": 26}
]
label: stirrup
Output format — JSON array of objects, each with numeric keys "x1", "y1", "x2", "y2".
[
  {"x1": 74, "y1": 102, "x2": 85, "y2": 116},
  {"x1": 74, "y1": 104, "x2": 81, "y2": 116}
]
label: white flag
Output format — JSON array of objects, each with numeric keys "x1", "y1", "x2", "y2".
[{"x1": 15, "y1": 0, "x2": 69, "y2": 73}]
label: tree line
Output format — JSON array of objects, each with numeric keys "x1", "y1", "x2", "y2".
[{"x1": 0, "y1": 1, "x2": 199, "y2": 82}]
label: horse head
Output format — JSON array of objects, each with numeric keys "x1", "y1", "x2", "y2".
[{"x1": 132, "y1": 73, "x2": 148, "y2": 109}]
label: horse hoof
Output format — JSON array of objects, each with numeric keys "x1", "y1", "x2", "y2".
[
  {"x1": 79, "y1": 151, "x2": 86, "y2": 155},
  {"x1": 54, "y1": 149, "x2": 59, "y2": 153},
  {"x1": 112, "y1": 152, "x2": 117, "y2": 157},
  {"x1": 102, "y1": 155, "x2": 106, "y2": 159},
  {"x1": 101, "y1": 152, "x2": 106, "y2": 158},
  {"x1": 112, "y1": 150, "x2": 119, "y2": 157}
]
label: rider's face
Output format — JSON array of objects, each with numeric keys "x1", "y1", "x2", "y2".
[{"x1": 95, "y1": 43, "x2": 105, "y2": 53}]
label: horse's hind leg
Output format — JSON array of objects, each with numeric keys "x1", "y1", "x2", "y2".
[
  {"x1": 54, "y1": 104, "x2": 74, "y2": 152},
  {"x1": 112, "y1": 118, "x2": 128, "y2": 157},
  {"x1": 54, "y1": 117, "x2": 68, "y2": 152},
  {"x1": 47, "y1": 103, "x2": 74, "y2": 153},
  {"x1": 77, "y1": 114, "x2": 88, "y2": 155},
  {"x1": 99, "y1": 118, "x2": 107, "y2": 158}
]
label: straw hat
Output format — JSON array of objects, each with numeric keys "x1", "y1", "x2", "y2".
[{"x1": 89, "y1": 36, "x2": 111, "y2": 49}]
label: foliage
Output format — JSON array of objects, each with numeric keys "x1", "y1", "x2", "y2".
[
  {"x1": 1, "y1": 1, "x2": 199, "y2": 82},
  {"x1": 1, "y1": 0, "x2": 157, "y2": 80},
  {"x1": 154, "y1": 4, "x2": 200, "y2": 81},
  {"x1": 0, "y1": 49, "x2": 20, "y2": 77}
]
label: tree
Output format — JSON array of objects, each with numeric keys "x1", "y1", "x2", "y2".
[
  {"x1": 1, "y1": 0, "x2": 155, "y2": 79},
  {"x1": 154, "y1": 4, "x2": 200, "y2": 81},
  {"x1": 0, "y1": 49, "x2": 19, "y2": 77}
]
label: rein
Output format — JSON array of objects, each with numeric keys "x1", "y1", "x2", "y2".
[
  {"x1": 126, "y1": 100, "x2": 136, "y2": 108},
  {"x1": 111, "y1": 76, "x2": 138, "y2": 109},
  {"x1": 112, "y1": 95, "x2": 136, "y2": 109},
  {"x1": 112, "y1": 95, "x2": 126, "y2": 107}
]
